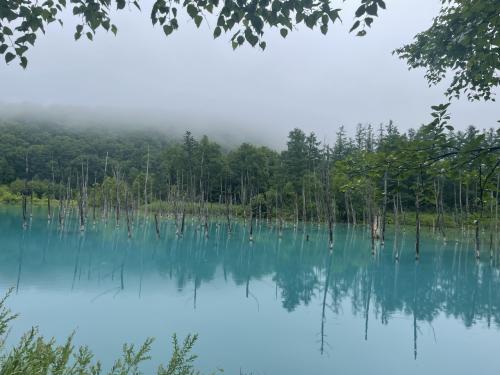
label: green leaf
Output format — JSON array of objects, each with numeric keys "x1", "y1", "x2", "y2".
[
  {"x1": 280, "y1": 28, "x2": 288, "y2": 38},
  {"x1": 259, "y1": 41, "x2": 266, "y2": 50},
  {"x1": 86, "y1": 32, "x2": 93, "y2": 41},
  {"x1": 187, "y1": 4, "x2": 197, "y2": 18},
  {"x1": 0, "y1": 44, "x2": 8, "y2": 54},
  {"x1": 213, "y1": 26, "x2": 221, "y2": 38},
  {"x1": 366, "y1": 4, "x2": 378, "y2": 16},
  {"x1": 217, "y1": 15, "x2": 225, "y2": 27},
  {"x1": 3, "y1": 27, "x2": 13, "y2": 36},
  {"x1": 354, "y1": 5, "x2": 365, "y2": 18},
  {"x1": 5, "y1": 52, "x2": 15, "y2": 64},
  {"x1": 163, "y1": 25, "x2": 173, "y2": 36},
  {"x1": 349, "y1": 20, "x2": 360, "y2": 33},
  {"x1": 15, "y1": 46, "x2": 28, "y2": 56},
  {"x1": 245, "y1": 28, "x2": 258, "y2": 47},
  {"x1": 194, "y1": 15, "x2": 203, "y2": 28},
  {"x1": 20, "y1": 56, "x2": 28, "y2": 69},
  {"x1": 111, "y1": 25, "x2": 118, "y2": 35},
  {"x1": 320, "y1": 24, "x2": 327, "y2": 35}
]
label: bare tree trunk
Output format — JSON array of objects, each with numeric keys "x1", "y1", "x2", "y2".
[
  {"x1": 144, "y1": 145, "x2": 150, "y2": 219},
  {"x1": 77, "y1": 173, "x2": 85, "y2": 232},
  {"x1": 249, "y1": 209, "x2": 254, "y2": 242},
  {"x1": 415, "y1": 189, "x2": 420, "y2": 261},
  {"x1": 125, "y1": 188, "x2": 132, "y2": 238},
  {"x1": 475, "y1": 219, "x2": 480, "y2": 259},
  {"x1": 302, "y1": 182, "x2": 306, "y2": 224},
  {"x1": 381, "y1": 169, "x2": 388, "y2": 245},
  {"x1": 393, "y1": 195, "x2": 400, "y2": 261},
  {"x1": 345, "y1": 192, "x2": 350, "y2": 226},
  {"x1": 103, "y1": 152, "x2": 109, "y2": 220},
  {"x1": 350, "y1": 194, "x2": 356, "y2": 225},
  {"x1": 459, "y1": 173, "x2": 463, "y2": 227}
]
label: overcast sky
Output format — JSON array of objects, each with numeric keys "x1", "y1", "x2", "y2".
[{"x1": 0, "y1": 0, "x2": 498, "y2": 147}]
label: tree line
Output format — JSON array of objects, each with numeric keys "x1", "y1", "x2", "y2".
[{"x1": 0, "y1": 113, "x2": 498, "y2": 253}]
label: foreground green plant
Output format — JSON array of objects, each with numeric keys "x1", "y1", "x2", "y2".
[{"x1": 0, "y1": 289, "x2": 207, "y2": 375}]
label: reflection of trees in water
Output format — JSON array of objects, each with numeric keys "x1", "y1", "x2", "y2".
[{"x1": 1, "y1": 214, "x2": 500, "y2": 330}]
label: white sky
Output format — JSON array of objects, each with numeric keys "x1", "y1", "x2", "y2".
[{"x1": 0, "y1": 0, "x2": 498, "y2": 147}]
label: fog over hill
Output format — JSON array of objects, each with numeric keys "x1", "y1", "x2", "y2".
[{"x1": 0, "y1": 103, "x2": 285, "y2": 149}]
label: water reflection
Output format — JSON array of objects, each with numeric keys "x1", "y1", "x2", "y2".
[{"x1": 1, "y1": 207, "x2": 499, "y2": 363}]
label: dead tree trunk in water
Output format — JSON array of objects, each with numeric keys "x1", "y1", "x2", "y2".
[
  {"x1": 58, "y1": 178, "x2": 64, "y2": 229},
  {"x1": 77, "y1": 173, "x2": 85, "y2": 232},
  {"x1": 125, "y1": 188, "x2": 132, "y2": 238},
  {"x1": 381, "y1": 169, "x2": 388, "y2": 245},
  {"x1": 415, "y1": 190, "x2": 421, "y2": 261},
  {"x1": 144, "y1": 145, "x2": 150, "y2": 219},
  {"x1": 22, "y1": 152, "x2": 29, "y2": 228},
  {"x1": 47, "y1": 191, "x2": 51, "y2": 221},
  {"x1": 92, "y1": 175, "x2": 97, "y2": 224},
  {"x1": 102, "y1": 152, "x2": 109, "y2": 221},
  {"x1": 225, "y1": 191, "x2": 232, "y2": 234},
  {"x1": 302, "y1": 182, "x2": 307, "y2": 227},
  {"x1": 323, "y1": 149, "x2": 334, "y2": 249},
  {"x1": 393, "y1": 195, "x2": 400, "y2": 261},
  {"x1": 249, "y1": 209, "x2": 254, "y2": 242},
  {"x1": 113, "y1": 168, "x2": 121, "y2": 227},
  {"x1": 180, "y1": 207, "x2": 186, "y2": 236}
]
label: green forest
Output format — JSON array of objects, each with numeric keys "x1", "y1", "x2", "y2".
[{"x1": 1, "y1": 108, "x2": 498, "y2": 243}]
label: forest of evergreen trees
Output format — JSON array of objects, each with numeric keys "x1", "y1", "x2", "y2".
[{"x1": 0, "y1": 115, "x2": 498, "y2": 239}]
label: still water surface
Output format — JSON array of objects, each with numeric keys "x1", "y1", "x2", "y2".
[{"x1": 1, "y1": 207, "x2": 499, "y2": 374}]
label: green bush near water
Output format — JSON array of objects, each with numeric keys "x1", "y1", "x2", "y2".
[{"x1": 0, "y1": 290, "x2": 211, "y2": 375}]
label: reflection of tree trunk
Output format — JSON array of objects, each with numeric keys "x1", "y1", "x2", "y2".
[
  {"x1": 154, "y1": 212, "x2": 160, "y2": 239},
  {"x1": 193, "y1": 277, "x2": 198, "y2": 310},
  {"x1": 72, "y1": 234, "x2": 84, "y2": 291},
  {"x1": 139, "y1": 246, "x2": 144, "y2": 298},
  {"x1": 413, "y1": 310, "x2": 417, "y2": 360},
  {"x1": 120, "y1": 257, "x2": 125, "y2": 290},
  {"x1": 16, "y1": 230, "x2": 26, "y2": 294},
  {"x1": 364, "y1": 268, "x2": 373, "y2": 341},
  {"x1": 320, "y1": 250, "x2": 334, "y2": 355},
  {"x1": 413, "y1": 263, "x2": 418, "y2": 360}
]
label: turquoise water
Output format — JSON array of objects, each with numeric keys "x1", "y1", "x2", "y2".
[{"x1": 1, "y1": 206, "x2": 499, "y2": 374}]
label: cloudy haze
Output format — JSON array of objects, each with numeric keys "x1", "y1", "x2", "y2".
[{"x1": 0, "y1": 0, "x2": 498, "y2": 148}]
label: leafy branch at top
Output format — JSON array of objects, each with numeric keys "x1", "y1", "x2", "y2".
[{"x1": 0, "y1": 0, "x2": 386, "y2": 67}]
